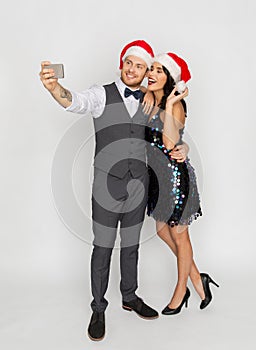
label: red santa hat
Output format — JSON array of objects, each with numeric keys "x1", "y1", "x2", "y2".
[
  {"x1": 154, "y1": 52, "x2": 191, "y2": 93},
  {"x1": 119, "y1": 40, "x2": 154, "y2": 69}
]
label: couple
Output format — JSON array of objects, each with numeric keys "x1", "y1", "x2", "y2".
[{"x1": 39, "y1": 40, "x2": 218, "y2": 341}]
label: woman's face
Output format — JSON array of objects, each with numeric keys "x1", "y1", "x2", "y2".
[{"x1": 147, "y1": 62, "x2": 167, "y2": 92}]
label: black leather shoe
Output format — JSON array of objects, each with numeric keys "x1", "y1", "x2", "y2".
[
  {"x1": 122, "y1": 297, "x2": 159, "y2": 319},
  {"x1": 162, "y1": 287, "x2": 190, "y2": 315},
  {"x1": 87, "y1": 311, "x2": 105, "y2": 341},
  {"x1": 200, "y1": 273, "x2": 219, "y2": 310}
]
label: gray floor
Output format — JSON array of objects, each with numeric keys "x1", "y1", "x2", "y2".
[{"x1": 1, "y1": 265, "x2": 255, "y2": 350}]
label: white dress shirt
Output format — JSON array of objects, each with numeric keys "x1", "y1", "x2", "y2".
[{"x1": 65, "y1": 78, "x2": 141, "y2": 118}]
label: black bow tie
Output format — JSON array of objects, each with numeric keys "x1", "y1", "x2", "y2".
[{"x1": 124, "y1": 87, "x2": 142, "y2": 100}]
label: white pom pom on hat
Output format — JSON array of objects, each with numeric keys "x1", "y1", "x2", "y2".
[
  {"x1": 154, "y1": 52, "x2": 191, "y2": 93},
  {"x1": 119, "y1": 40, "x2": 154, "y2": 69}
]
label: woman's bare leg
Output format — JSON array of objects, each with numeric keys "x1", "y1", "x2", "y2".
[
  {"x1": 167, "y1": 225, "x2": 192, "y2": 308},
  {"x1": 156, "y1": 222, "x2": 205, "y2": 300}
]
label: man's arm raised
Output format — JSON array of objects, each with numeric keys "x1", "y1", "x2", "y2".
[{"x1": 39, "y1": 61, "x2": 72, "y2": 108}]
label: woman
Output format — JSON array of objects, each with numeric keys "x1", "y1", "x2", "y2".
[{"x1": 145, "y1": 53, "x2": 219, "y2": 315}]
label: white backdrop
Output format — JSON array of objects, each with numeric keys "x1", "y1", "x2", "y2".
[{"x1": 0, "y1": 0, "x2": 254, "y2": 349}]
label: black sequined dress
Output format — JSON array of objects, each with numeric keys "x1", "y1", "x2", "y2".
[{"x1": 145, "y1": 113, "x2": 202, "y2": 227}]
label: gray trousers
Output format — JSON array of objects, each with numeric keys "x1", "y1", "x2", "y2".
[{"x1": 90, "y1": 168, "x2": 149, "y2": 312}]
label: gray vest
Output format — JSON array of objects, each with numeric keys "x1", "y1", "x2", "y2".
[{"x1": 93, "y1": 82, "x2": 147, "y2": 178}]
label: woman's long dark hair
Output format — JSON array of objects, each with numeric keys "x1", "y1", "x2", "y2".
[{"x1": 158, "y1": 66, "x2": 187, "y2": 115}]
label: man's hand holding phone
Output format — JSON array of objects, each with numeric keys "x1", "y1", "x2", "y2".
[
  {"x1": 39, "y1": 61, "x2": 72, "y2": 108},
  {"x1": 39, "y1": 61, "x2": 64, "y2": 92}
]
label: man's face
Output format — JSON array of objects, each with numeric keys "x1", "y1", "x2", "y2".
[{"x1": 121, "y1": 55, "x2": 148, "y2": 88}]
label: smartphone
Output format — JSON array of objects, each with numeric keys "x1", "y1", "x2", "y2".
[{"x1": 45, "y1": 63, "x2": 64, "y2": 79}]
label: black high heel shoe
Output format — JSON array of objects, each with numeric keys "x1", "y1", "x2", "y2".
[
  {"x1": 200, "y1": 273, "x2": 219, "y2": 310},
  {"x1": 162, "y1": 287, "x2": 190, "y2": 315}
]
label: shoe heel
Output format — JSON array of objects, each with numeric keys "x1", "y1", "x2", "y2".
[
  {"x1": 122, "y1": 305, "x2": 132, "y2": 312},
  {"x1": 209, "y1": 277, "x2": 219, "y2": 288},
  {"x1": 185, "y1": 299, "x2": 189, "y2": 308}
]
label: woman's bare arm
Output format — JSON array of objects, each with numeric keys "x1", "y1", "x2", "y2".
[{"x1": 162, "y1": 87, "x2": 188, "y2": 150}]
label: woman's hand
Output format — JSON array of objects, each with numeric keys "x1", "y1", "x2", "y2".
[
  {"x1": 170, "y1": 142, "x2": 189, "y2": 162},
  {"x1": 166, "y1": 87, "x2": 189, "y2": 110},
  {"x1": 142, "y1": 90, "x2": 155, "y2": 115}
]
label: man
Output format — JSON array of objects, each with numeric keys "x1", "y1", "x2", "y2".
[{"x1": 39, "y1": 40, "x2": 188, "y2": 341}]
